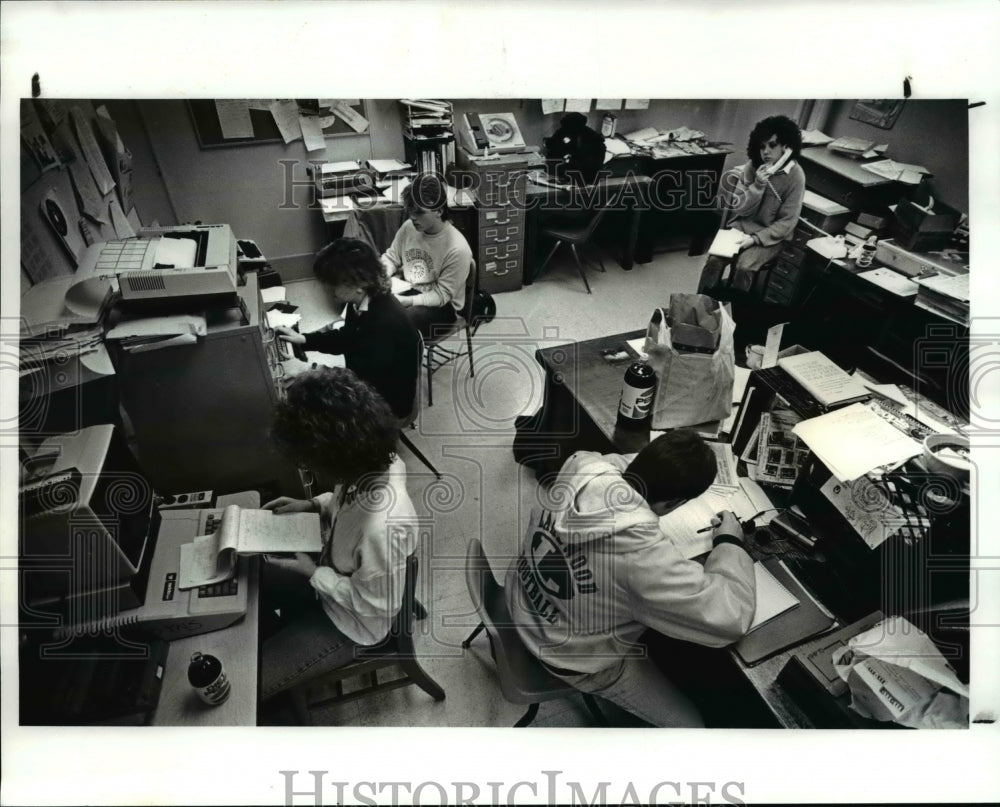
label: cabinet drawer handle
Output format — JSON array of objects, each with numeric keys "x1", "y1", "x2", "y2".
[{"x1": 495, "y1": 235, "x2": 509, "y2": 243}]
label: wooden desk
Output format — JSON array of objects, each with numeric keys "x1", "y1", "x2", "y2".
[
  {"x1": 798, "y1": 146, "x2": 906, "y2": 213},
  {"x1": 523, "y1": 175, "x2": 653, "y2": 279}
]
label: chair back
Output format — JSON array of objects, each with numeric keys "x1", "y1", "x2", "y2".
[
  {"x1": 464, "y1": 539, "x2": 574, "y2": 703},
  {"x1": 360, "y1": 553, "x2": 420, "y2": 656},
  {"x1": 582, "y1": 206, "x2": 609, "y2": 239},
  {"x1": 459, "y1": 259, "x2": 478, "y2": 327}
]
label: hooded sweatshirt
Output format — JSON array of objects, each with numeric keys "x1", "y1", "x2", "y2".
[{"x1": 505, "y1": 450, "x2": 756, "y2": 687}]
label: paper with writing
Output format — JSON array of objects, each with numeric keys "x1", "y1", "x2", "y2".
[
  {"x1": 215, "y1": 100, "x2": 254, "y2": 139},
  {"x1": 269, "y1": 100, "x2": 302, "y2": 144},
  {"x1": 793, "y1": 403, "x2": 923, "y2": 481},
  {"x1": 761, "y1": 323, "x2": 785, "y2": 369},
  {"x1": 299, "y1": 115, "x2": 327, "y2": 152},
  {"x1": 68, "y1": 161, "x2": 108, "y2": 224},
  {"x1": 660, "y1": 485, "x2": 755, "y2": 560},
  {"x1": 541, "y1": 99, "x2": 565, "y2": 115}
]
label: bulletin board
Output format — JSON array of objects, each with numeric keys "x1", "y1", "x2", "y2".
[{"x1": 187, "y1": 99, "x2": 371, "y2": 148}]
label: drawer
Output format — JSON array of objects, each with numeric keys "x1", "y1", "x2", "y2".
[
  {"x1": 480, "y1": 223, "x2": 521, "y2": 245},
  {"x1": 482, "y1": 242, "x2": 520, "y2": 261},
  {"x1": 763, "y1": 286, "x2": 793, "y2": 305},
  {"x1": 479, "y1": 181, "x2": 527, "y2": 207},
  {"x1": 779, "y1": 242, "x2": 806, "y2": 266},
  {"x1": 478, "y1": 205, "x2": 521, "y2": 227},
  {"x1": 482, "y1": 255, "x2": 521, "y2": 277},
  {"x1": 769, "y1": 260, "x2": 800, "y2": 281},
  {"x1": 764, "y1": 272, "x2": 797, "y2": 296}
]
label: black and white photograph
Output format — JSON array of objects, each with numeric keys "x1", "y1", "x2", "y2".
[{"x1": 2, "y1": 2, "x2": 999, "y2": 806}]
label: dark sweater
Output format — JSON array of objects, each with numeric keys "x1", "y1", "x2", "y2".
[{"x1": 303, "y1": 292, "x2": 420, "y2": 419}]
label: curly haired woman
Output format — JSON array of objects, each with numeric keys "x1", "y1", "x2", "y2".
[
  {"x1": 276, "y1": 238, "x2": 420, "y2": 420},
  {"x1": 698, "y1": 114, "x2": 806, "y2": 295},
  {"x1": 259, "y1": 367, "x2": 418, "y2": 701}
]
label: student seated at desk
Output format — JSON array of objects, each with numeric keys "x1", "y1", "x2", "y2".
[
  {"x1": 698, "y1": 115, "x2": 805, "y2": 295},
  {"x1": 258, "y1": 367, "x2": 418, "y2": 701},
  {"x1": 381, "y1": 172, "x2": 473, "y2": 339},
  {"x1": 276, "y1": 238, "x2": 419, "y2": 420},
  {"x1": 505, "y1": 431, "x2": 756, "y2": 728}
]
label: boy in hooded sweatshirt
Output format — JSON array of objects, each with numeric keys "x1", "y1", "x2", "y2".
[{"x1": 504, "y1": 429, "x2": 756, "y2": 727}]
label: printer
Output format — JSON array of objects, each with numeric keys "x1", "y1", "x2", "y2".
[{"x1": 66, "y1": 223, "x2": 239, "y2": 315}]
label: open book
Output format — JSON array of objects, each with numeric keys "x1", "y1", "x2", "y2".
[
  {"x1": 178, "y1": 505, "x2": 323, "y2": 590},
  {"x1": 777, "y1": 350, "x2": 870, "y2": 408}
]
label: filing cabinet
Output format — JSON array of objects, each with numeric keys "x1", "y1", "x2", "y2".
[{"x1": 457, "y1": 151, "x2": 530, "y2": 294}]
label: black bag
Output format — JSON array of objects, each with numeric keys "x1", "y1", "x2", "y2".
[
  {"x1": 543, "y1": 112, "x2": 606, "y2": 185},
  {"x1": 470, "y1": 290, "x2": 496, "y2": 327}
]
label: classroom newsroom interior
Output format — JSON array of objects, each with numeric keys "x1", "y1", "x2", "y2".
[{"x1": 15, "y1": 98, "x2": 974, "y2": 729}]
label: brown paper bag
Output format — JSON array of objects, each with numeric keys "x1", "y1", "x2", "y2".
[{"x1": 644, "y1": 294, "x2": 735, "y2": 429}]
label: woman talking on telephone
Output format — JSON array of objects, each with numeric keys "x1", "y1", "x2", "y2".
[{"x1": 697, "y1": 114, "x2": 805, "y2": 295}]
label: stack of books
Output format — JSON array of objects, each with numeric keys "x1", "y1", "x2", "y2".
[{"x1": 914, "y1": 272, "x2": 969, "y2": 326}]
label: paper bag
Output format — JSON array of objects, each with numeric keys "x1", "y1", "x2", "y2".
[
  {"x1": 832, "y1": 615, "x2": 969, "y2": 729},
  {"x1": 644, "y1": 294, "x2": 735, "y2": 430}
]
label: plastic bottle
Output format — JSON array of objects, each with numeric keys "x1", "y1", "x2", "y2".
[
  {"x1": 617, "y1": 362, "x2": 656, "y2": 429},
  {"x1": 188, "y1": 651, "x2": 231, "y2": 706}
]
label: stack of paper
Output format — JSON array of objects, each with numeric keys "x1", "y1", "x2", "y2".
[
  {"x1": 913, "y1": 273, "x2": 969, "y2": 326},
  {"x1": 857, "y1": 268, "x2": 919, "y2": 297},
  {"x1": 708, "y1": 228, "x2": 745, "y2": 259}
]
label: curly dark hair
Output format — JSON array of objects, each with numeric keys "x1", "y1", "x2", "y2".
[
  {"x1": 623, "y1": 429, "x2": 717, "y2": 504},
  {"x1": 402, "y1": 172, "x2": 449, "y2": 220},
  {"x1": 313, "y1": 238, "x2": 390, "y2": 296},
  {"x1": 747, "y1": 115, "x2": 803, "y2": 168},
  {"x1": 272, "y1": 367, "x2": 398, "y2": 486}
]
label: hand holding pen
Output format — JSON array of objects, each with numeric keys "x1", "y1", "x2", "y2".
[{"x1": 697, "y1": 510, "x2": 744, "y2": 542}]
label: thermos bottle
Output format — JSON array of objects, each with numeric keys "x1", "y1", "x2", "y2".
[
  {"x1": 617, "y1": 362, "x2": 656, "y2": 429},
  {"x1": 188, "y1": 651, "x2": 231, "y2": 706}
]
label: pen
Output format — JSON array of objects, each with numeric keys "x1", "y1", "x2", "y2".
[{"x1": 697, "y1": 516, "x2": 723, "y2": 534}]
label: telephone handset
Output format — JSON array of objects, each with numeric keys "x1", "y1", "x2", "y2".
[{"x1": 769, "y1": 147, "x2": 793, "y2": 174}]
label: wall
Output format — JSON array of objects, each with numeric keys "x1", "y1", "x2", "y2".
[
  {"x1": 20, "y1": 99, "x2": 970, "y2": 291},
  {"x1": 819, "y1": 99, "x2": 969, "y2": 213},
  {"x1": 134, "y1": 100, "x2": 406, "y2": 280}
]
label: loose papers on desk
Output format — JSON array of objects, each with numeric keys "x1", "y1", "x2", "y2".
[
  {"x1": 832, "y1": 615, "x2": 969, "y2": 728},
  {"x1": 106, "y1": 314, "x2": 206, "y2": 353},
  {"x1": 792, "y1": 402, "x2": 923, "y2": 481},
  {"x1": 861, "y1": 158, "x2": 931, "y2": 186},
  {"x1": 660, "y1": 476, "x2": 769, "y2": 559}
]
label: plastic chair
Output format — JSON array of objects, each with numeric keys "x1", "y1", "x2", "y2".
[
  {"x1": 462, "y1": 539, "x2": 607, "y2": 727},
  {"x1": 424, "y1": 261, "x2": 478, "y2": 407},
  {"x1": 288, "y1": 553, "x2": 444, "y2": 724},
  {"x1": 534, "y1": 208, "x2": 608, "y2": 294},
  {"x1": 397, "y1": 332, "x2": 442, "y2": 480}
]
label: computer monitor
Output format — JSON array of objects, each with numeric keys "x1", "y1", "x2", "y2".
[{"x1": 19, "y1": 424, "x2": 159, "y2": 623}]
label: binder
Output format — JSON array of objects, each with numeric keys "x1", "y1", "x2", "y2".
[{"x1": 734, "y1": 556, "x2": 836, "y2": 666}]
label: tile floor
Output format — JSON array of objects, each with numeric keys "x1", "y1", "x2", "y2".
[{"x1": 272, "y1": 245, "x2": 707, "y2": 727}]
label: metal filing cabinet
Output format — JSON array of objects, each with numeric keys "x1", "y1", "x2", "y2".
[{"x1": 458, "y1": 151, "x2": 530, "y2": 294}]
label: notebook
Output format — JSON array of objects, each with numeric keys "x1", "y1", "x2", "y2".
[
  {"x1": 748, "y1": 561, "x2": 800, "y2": 631},
  {"x1": 708, "y1": 228, "x2": 745, "y2": 259},
  {"x1": 776, "y1": 350, "x2": 870, "y2": 409},
  {"x1": 734, "y1": 557, "x2": 837, "y2": 666}
]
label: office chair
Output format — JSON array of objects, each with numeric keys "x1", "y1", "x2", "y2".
[
  {"x1": 287, "y1": 553, "x2": 444, "y2": 725},
  {"x1": 424, "y1": 261, "x2": 479, "y2": 407},
  {"x1": 397, "y1": 333, "x2": 442, "y2": 480},
  {"x1": 534, "y1": 207, "x2": 608, "y2": 294},
  {"x1": 462, "y1": 538, "x2": 607, "y2": 727}
]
